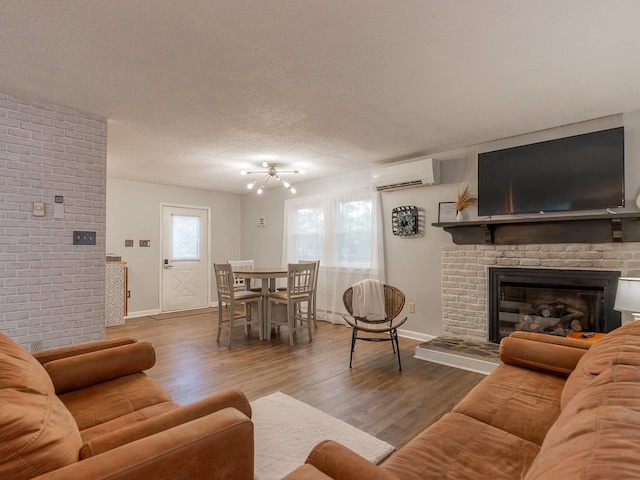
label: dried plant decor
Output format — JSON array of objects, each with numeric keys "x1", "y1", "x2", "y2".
[{"x1": 455, "y1": 185, "x2": 477, "y2": 212}]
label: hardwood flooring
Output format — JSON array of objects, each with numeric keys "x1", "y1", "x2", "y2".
[{"x1": 107, "y1": 310, "x2": 485, "y2": 450}]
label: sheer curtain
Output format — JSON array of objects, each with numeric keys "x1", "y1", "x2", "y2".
[{"x1": 282, "y1": 187, "x2": 385, "y2": 324}]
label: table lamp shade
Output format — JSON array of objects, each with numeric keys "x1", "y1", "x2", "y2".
[{"x1": 614, "y1": 277, "x2": 640, "y2": 313}]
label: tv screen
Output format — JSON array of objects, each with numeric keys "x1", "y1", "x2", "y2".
[{"x1": 478, "y1": 127, "x2": 625, "y2": 217}]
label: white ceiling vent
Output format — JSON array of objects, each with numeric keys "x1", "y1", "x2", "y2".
[{"x1": 371, "y1": 157, "x2": 440, "y2": 192}]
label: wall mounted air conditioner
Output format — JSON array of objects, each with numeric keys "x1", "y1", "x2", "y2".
[{"x1": 370, "y1": 157, "x2": 440, "y2": 192}]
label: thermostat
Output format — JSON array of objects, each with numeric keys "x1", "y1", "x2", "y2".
[{"x1": 33, "y1": 202, "x2": 45, "y2": 217}]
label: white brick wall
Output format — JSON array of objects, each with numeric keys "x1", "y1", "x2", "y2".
[
  {"x1": 442, "y1": 243, "x2": 640, "y2": 340},
  {"x1": 0, "y1": 92, "x2": 107, "y2": 350}
]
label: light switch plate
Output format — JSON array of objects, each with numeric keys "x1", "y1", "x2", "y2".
[
  {"x1": 73, "y1": 231, "x2": 96, "y2": 245},
  {"x1": 125, "y1": 239, "x2": 134, "y2": 247},
  {"x1": 139, "y1": 240, "x2": 150, "y2": 247}
]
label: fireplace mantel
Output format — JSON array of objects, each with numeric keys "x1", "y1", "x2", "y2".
[{"x1": 433, "y1": 212, "x2": 640, "y2": 245}]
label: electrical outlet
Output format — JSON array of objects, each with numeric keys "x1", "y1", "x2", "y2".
[
  {"x1": 127, "y1": 290, "x2": 131, "y2": 298},
  {"x1": 30, "y1": 340, "x2": 43, "y2": 353},
  {"x1": 125, "y1": 239, "x2": 133, "y2": 247},
  {"x1": 409, "y1": 303, "x2": 415, "y2": 313},
  {"x1": 73, "y1": 231, "x2": 96, "y2": 245}
]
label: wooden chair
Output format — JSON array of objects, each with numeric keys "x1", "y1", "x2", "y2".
[
  {"x1": 342, "y1": 284, "x2": 408, "y2": 370},
  {"x1": 214, "y1": 263, "x2": 263, "y2": 346},
  {"x1": 278, "y1": 259, "x2": 321, "y2": 327},
  {"x1": 299, "y1": 260, "x2": 320, "y2": 327},
  {"x1": 267, "y1": 262, "x2": 316, "y2": 346},
  {"x1": 227, "y1": 259, "x2": 254, "y2": 290}
]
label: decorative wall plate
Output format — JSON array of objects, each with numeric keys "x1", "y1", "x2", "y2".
[{"x1": 392, "y1": 206, "x2": 418, "y2": 236}]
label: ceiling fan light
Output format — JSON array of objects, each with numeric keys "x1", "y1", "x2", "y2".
[
  {"x1": 290, "y1": 187, "x2": 296, "y2": 193},
  {"x1": 247, "y1": 183, "x2": 254, "y2": 189},
  {"x1": 240, "y1": 170, "x2": 248, "y2": 175},
  {"x1": 283, "y1": 181, "x2": 290, "y2": 188},
  {"x1": 262, "y1": 161, "x2": 269, "y2": 168},
  {"x1": 298, "y1": 169, "x2": 305, "y2": 174},
  {"x1": 257, "y1": 186, "x2": 264, "y2": 194}
]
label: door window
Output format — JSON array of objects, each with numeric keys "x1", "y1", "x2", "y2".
[{"x1": 172, "y1": 215, "x2": 200, "y2": 260}]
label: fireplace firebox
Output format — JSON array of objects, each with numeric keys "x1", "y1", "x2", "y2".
[{"x1": 488, "y1": 268, "x2": 621, "y2": 343}]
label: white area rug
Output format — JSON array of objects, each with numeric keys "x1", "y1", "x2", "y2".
[{"x1": 251, "y1": 391, "x2": 395, "y2": 480}]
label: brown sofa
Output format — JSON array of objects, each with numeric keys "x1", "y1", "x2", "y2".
[
  {"x1": 285, "y1": 321, "x2": 640, "y2": 479},
  {"x1": 0, "y1": 334, "x2": 254, "y2": 480}
]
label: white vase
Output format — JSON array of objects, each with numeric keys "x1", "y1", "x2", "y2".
[{"x1": 456, "y1": 210, "x2": 463, "y2": 222}]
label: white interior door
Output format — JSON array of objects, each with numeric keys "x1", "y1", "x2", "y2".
[{"x1": 161, "y1": 205, "x2": 209, "y2": 312}]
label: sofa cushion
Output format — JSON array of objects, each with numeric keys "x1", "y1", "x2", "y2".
[
  {"x1": 0, "y1": 335, "x2": 82, "y2": 479},
  {"x1": 381, "y1": 412, "x2": 540, "y2": 480},
  {"x1": 79, "y1": 401, "x2": 179, "y2": 444},
  {"x1": 525, "y1": 361, "x2": 640, "y2": 479},
  {"x1": 59, "y1": 372, "x2": 173, "y2": 432},
  {"x1": 561, "y1": 321, "x2": 640, "y2": 410},
  {"x1": 0, "y1": 334, "x2": 55, "y2": 394},
  {"x1": 453, "y1": 363, "x2": 565, "y2": 445}
]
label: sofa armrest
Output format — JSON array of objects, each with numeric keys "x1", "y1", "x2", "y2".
[
  {"x1": 508, "y1": 331, "x2": 594, "y2": 349},
  {"x1": 300, "y1": 440, "x2": 397, "y2": 480},
  {"x1": 44, "y1": 342, "x2": 156, "y2": 394},
  {"x1": 80, "y1": 388, "x2": 252, "y2": 458},
  {"x1": 500, "y1": 332, "x2": 590, "y2": 377},
  {"x1": 283, "y1": 464, "x2": 334, "y2": 479},
  {"x1": 33, "y1": 407, "x2": 254, "y2": 480},
  {"x1": 33, "y1": 337, "x2": 138, "y2": 364}
]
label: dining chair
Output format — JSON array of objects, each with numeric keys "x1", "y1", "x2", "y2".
[
  {"x1": 342, "y1": 284, "x2": 408, "y2": 370},
  {"x1": 214, "y1": 263, "x2": 263, "y2": 346},
  {"x1": 227, "y1": 259, "x2": 255, "y2": 290},
  {"x1": 266, "y1": 262, "x2": 316, "y2": 346},
  {"x1": 299, "y1": 260, "x2": 320, "y2": 327}
]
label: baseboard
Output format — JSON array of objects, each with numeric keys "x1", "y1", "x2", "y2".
[
  {"x1": 125, "y1": 309, "x2": 161, "y2": 319},
  {"x1": 414, "y1": 346, "x2": 498, "y2": 375},
  {"x1": 397, "y1": 329, "x2": 436, "y2": 342}
]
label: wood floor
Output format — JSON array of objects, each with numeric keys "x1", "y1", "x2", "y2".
[{"x1": 107, "y1": 309, "x2": 485, "y2": 450}]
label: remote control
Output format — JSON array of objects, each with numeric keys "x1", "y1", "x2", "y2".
[{"x1": 582, "y1": 332, "x2": 595, "y2": 338}]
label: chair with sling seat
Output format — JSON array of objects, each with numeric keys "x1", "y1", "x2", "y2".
[{"x1": 342, "y1": 284, "x2": 408, "y2": 370}]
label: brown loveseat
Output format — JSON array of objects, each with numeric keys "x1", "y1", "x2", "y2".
[
  {"x1": 285, "y1": 321, "x2": 640, "y2": 479},
  {"x1": 0, "y1": 334, "x2": 254, "y2": 479}
]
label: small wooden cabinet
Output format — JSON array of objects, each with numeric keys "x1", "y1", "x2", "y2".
[{"x1": 106, "y1": 261, "x2": 128, "y2": 326}]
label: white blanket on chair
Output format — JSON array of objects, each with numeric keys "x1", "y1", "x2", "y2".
[{"x1": 352, "y1": 279, "x2": 386, "y2": 320}]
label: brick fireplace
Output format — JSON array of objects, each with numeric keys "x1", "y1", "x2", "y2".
[{"x1": 441, "y1": 243, "x2": 640, "y2": 342}]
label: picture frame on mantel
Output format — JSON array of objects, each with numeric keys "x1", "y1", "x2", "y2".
[{"x1": 438, "y1": 202, "x2": 457, "y2": 223}]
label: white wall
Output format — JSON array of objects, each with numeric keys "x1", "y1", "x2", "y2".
[
  {"x1": 0, "y1": 92, "x2": 107, "y2": 349},
  {"x1": 241, "y1": 112, "x2": 640, "y2": 339},
  {"x1": 106, "y1": 178, "x2": 242, "y2": 316}
]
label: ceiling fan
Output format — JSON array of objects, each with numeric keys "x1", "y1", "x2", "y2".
[{"x1": 240, "y1": 162, "x2": 305, "y2": 194}]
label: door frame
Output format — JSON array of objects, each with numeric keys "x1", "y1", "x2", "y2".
[{"x1": 159, "y1": 203, "x2": 212, "y2": 313}]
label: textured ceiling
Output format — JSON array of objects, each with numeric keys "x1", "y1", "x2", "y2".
[{"x1": 1, "y1": 1, "x2": 640, "y2": 193}]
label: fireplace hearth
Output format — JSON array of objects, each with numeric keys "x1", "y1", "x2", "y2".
[{"x1": 488, "y1": 268, "x2": 621, "y2": 343}]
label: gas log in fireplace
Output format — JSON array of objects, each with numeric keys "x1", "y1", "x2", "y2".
[{"x1": 488, "y1": 268, "x2": 621, "y2": 343}]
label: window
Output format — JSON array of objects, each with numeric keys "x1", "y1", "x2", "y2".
[
  {"x1": 172, "y1": 215, "x2": 200, "y2": 260},
  {"x1": 283, "y1": 187, "x2": 385, "y2": 322},
  {"x1": 292, "y1": 207, "x2": 324, "y2": 262},
  {"x1": 338, "y1": 200, "x2": 373, "y2": 268}
]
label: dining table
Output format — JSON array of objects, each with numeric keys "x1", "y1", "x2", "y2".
[{"x1": 234, "y1": 267, "x2": 287, "y2": 340}]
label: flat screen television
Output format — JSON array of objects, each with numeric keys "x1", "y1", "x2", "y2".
[{"x1": 478, "y1": 127, "x2": 625, "y2": 217}]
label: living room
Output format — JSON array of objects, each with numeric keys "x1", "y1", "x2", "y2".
[{"x1": 3, "y1": 2, "x2": 640, "y2": 479}]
